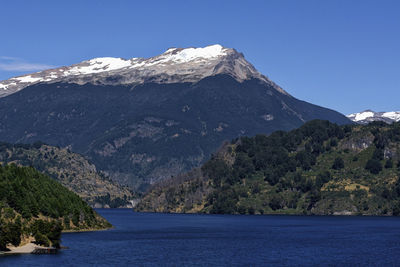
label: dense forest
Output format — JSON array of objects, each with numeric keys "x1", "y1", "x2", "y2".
[
  {"x1": 0, "y1": 164, "x2": 111, "y2": 251},
  {"x1": 137, "y1": 120, "x2": 400, "y2": 215},
  {"x1": 0, "y1": 141, "x2": 133, "y2": 207}
]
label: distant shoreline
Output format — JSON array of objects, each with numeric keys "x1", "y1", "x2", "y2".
[
  {"x1": 62, "y1": 226, "x2": 113, "y2": 233},
  {"x1": 133, "y1": 210, "x2": 398, "y2": 217}
]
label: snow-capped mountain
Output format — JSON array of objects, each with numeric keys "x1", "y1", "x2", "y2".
[
  {"x1": 0, "y1": 44, "x2": 351, "y2": 190},
  {"x1": 0, "y1": 44, "x2": 286, "y2": 98},
  {"x1": 347, "y1": 110, "x2": 400, "y2": 124}
]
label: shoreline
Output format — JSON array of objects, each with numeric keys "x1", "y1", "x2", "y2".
[
  {"x1": 0, "y1": 226, "x2": 113, "y2": 255},
  {"x1": 1, "y1": 243, "x2": 53, "y2": 255}
]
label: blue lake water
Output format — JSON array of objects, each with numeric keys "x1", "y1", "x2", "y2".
[{"x1": 1, "y1": 209, "x2": 400, "y2": 266}]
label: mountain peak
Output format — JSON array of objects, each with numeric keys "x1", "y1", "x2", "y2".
[{"x1": 0, "y1": 44, "x2": 288, "y2": 97}]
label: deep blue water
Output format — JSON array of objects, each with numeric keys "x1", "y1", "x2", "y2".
[{"x1": 1, "y1": 209, "x2": 400, "y2": 266}]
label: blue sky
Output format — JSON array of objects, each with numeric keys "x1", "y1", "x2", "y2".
[{"x1": 0, "y1": 0, "x2": 399, "y2": 114}]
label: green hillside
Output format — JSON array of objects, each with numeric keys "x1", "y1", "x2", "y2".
[
  {"x1": 0, "y1": 142, "x2": 133, "y2": 207},
  {"x1": 0, "y1": 164, "x2": 111, "y2": 250},
  {"x1": 137, "y1": 120, "x2": 400, "y2": 215}
]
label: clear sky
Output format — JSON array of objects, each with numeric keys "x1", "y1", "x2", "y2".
[{"x1": 0, "y1": 0, "x2": 399, "y2": 115}]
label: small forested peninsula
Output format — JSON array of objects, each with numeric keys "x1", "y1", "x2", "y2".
[
  {"x1": 0, "y1": 164, "x2": 111, "y2": 251},
  {"x1": 137, "y1": 120, "x2": 400, "y2": 215},
  {"x1": 0, "y1": 142, "x2": 133, "y2": 207}
]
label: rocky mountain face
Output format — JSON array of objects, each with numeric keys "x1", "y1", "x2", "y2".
[
  {"x1": 347, "y1": 110, "x2": 400, "y2": 124},
  {"x1": 0, "y1": 45, "x2": 351, "y2": 190},
  {"x1": 137, "y1": 120, "x2": 400, "y2": 216},
  {"x1": 0, "y1": 142, "x2": 132, "y2": 207}
]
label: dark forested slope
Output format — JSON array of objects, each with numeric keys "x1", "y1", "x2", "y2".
[{"x1": 0, "y1": 164, "x2": 111, "y2": 250}]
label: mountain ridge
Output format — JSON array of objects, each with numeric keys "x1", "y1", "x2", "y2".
[{"x1": 0, "y1": 44, "x2": 287, "y2": 97}]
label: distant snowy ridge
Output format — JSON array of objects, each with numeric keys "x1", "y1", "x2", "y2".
[
  {"x1": 347, "y1": 110, "x2": 400, "y2": 124},
  {"x1": 0, "y1": 44, "x2": 287, "y2": 98}
]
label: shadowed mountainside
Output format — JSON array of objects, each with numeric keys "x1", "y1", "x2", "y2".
[{"x1": 0, "y1": 75, "x2": 351, "y2": 190}]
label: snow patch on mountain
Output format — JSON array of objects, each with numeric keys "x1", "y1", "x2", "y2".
[
  {"x1": 13, "y1": 75, "x2": 43, "y2": 83},
  {"x1": 159, "y1": 44, "x2": 228, "y2": 63},
  {"x1": 382, "y1": 112, "x2": 400, "y2": 121},
  {"x1": 347, "y1": 110, "x2": 400, "y2": 124},
  {"x1": 65, "y1": 57, "x2": 132, "y2": 75},
  {"x1": 351, "y1": 111, "x2": 375, "y2": 122}
]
